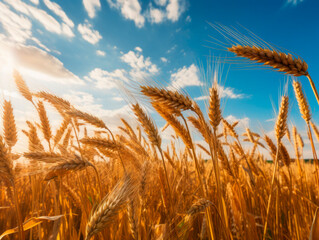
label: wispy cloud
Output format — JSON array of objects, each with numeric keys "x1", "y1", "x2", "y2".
[
  {"x1": 96, "y1": 50, "x2": 106, "y2": 56},
  {"x1": 0, "y1": 2, "x2": 32, "y2": 43},
  {"x1": 83, "y1": 0, "x2": 101, "y2": 18},
  {"x1": 4, "y1": 0, "x2": 74, "y2": 37},
  {"x1": 77, "y1": 20, "x2": 102, "y2": 44},
  {"x1": 43, "y1": 0, "x2": 74, "y2": 28}
]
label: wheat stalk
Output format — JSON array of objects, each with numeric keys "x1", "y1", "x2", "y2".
[{"x1": 263, "y1": 95, "x2": 289, "y2": 240}]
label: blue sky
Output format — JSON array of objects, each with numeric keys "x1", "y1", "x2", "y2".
[{"x1": 0, "y1": 0, "x2": 318, "y2": 156}]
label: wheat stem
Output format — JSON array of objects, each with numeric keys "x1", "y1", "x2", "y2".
[
  {"x1": 263, "y1": 143, "x2": 280, "y2": 240},
  {"x1": 306, "y1": 74, "x2": 319, "y2": 105}
]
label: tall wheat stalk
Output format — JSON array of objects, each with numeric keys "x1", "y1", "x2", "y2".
[{"x1": 263, "y1": 96, "x2": 289, "y2": 240}]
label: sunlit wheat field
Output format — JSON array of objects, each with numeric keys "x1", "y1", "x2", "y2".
[{"x1": 1, "y1": 0, "x2": 319, "y2": 239}]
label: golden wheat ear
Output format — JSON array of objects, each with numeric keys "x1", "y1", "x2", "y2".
[
  {"x1": 228, "y1": 45, "x2": 319, "y2": 104},
  {"x1": 85, "y1": 175, "x2": 135, "y2": 240}
]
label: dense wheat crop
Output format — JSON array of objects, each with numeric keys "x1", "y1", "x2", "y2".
[{"x1": 1, "y1": 44, "x2": 319, "y2": 240}]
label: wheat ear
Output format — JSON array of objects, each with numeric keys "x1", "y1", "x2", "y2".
[
  {"x1": 132, "y1": 103, "x2": 161, "y2": 148},
  {"x1": 208, "y1": 84, "x2": 222, "y2": 131},
  {"x1": 293, "y1": 80, "x2": 311, "y2": 122},
  {"x1": 45, "y1": 155, "x2": 93, "y2": 180},
  {"x1": 13, "y1": 70, "x2": 33, "y2": 102},
  {"x1": 141, "y1": 86, "x2": 194, "y2": 114},
  {"x1": 3, "y1": 100, "x2": 18, "y2": 149},
  {"x1": 37, "y1": 101, "x2": 52, "y2": 149},
  {"x1": 228, "y1": 45, "x2": 319, "y2": 104},
  {"x1": 85, "y1": 175, "x2": 135, "y2": 240}
]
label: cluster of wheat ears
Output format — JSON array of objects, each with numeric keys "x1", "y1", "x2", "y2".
[{"x1": 1, "y1": 40, "x2": 319, "y2": 240}]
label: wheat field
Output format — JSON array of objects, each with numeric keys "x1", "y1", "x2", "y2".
[{"x1": 1, "y1": 44, "x2": 319, "y2": 240}]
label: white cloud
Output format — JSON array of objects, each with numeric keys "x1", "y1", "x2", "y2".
[
  {"x1": 194, "y1": 96, "x2": 208, "y2": 101},
  {"x1": 113, "y1": 96, "x2": 123, "y2": 101},
  {"x1": 160, "y1": 57, "x2": 168, "y2": 63},
  {"x1": 166, "y1": 0, "x2": 184, "y2": 22},
  {"x1": 154, "y1": 0, "x2": 167, "y2": 6},
  {"x1": 185, "y1": 15, "x2": 191, "y2": 22},
  {"x1": 121, "y1": 49, "x2": 159, "y2": 79},
  {"x1": 147, "y1": 0, "x2": 185, "y2": 24},
  {"x1": 96, "y1": 50, "x2": 106, "y2": 56},
  {"x1": 170, "y1": 64, "x2": 202, "y2": 89},
  {"x1": 148, "y1": 7, "x2": 165, "y2": 23},
  {"x1": 106, "y1": 0, "x2": 145, "y2": 28},
  {"x1": 83, "y1": 0, "x2": 101, "y2": 18},
  {"x1": 86, "y1": 68, "x2": 129, "y2": 89},
  {"x1": 28, "y1": 6, "x2": 61, "y2": 34},
  {"x1": 43, "y1": 0, "x2": 74, "y2": 27},
  {"x1": 78, "y1": 20, "x2": 102, "y2": 44},
  {"x1": 30, "y1": 0, "x2": 39, "y2": 4},
  {"x1": 219, "y1": 86, "x2": 246, "y2": 99},
  {"x1": 134, "y1": 46, "x2": 142, "y2": 52},
  {"x1": 0, "y1": 2, "x2": 32, "y2": 43},
  {"x1": 225, "y1": 115, "x2": 250, "y2": 128},
  {"x1": 0, "y1": 41, "x2": 83, "y2": 85},
  {"x1": 4, "y1": 0, "x2": 74, "y2": 37},
  {"x1": 61, "y1": 23, "x2": 74, "y2": 37},
  {"x1": 106, "y1": 0, "x2": 184, "y2": 27}
]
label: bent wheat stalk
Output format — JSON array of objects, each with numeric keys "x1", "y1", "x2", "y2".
[{"x1": 263, "y1": 96, "x2": 289, "y2": 240}]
